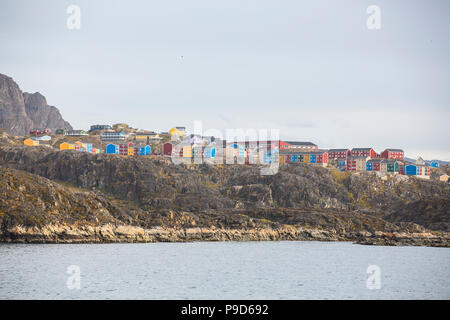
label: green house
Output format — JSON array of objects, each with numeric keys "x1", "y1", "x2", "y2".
[{"x1": 386, "y1": 160, "x2": 399, "y2": 173}]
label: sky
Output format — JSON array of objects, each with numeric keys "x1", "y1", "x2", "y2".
[{"x1": 0, "y1": 0, "x2": 449, "y2": 160}]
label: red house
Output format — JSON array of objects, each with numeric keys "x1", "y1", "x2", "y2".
[
  {"x1": 328, "y1": 149, "x2": 350, "y2": 159},
  {"x1": 163, "y1": 143, "x2": 174, "y2": 156},
  {"x1": 381, "y1": 149, "x2": 404, "y2": 160},
  {"x1": 119, "y1": 142, "x2": 133, "y2": 155},
  {"x1": 350, "y1": 148, "x2": 376, "y2": 158},
  {"x1": 314, "y1": 151, "x2": 328, "y2": 164}
]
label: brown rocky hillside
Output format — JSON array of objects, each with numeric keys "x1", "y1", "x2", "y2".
[{"x1": 0, "y1": 137, "x2": 448, "y2": 245}]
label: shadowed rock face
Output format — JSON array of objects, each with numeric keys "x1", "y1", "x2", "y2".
[
  {"x1": 1, "y1": 165, "x2": 448, "y2": 246},
  {"x1": 0, "y1": 133, "x2": 448, "y2": 245},
  {"x1": 0, "y1": 73, "x2": 72, "y2": 135}
]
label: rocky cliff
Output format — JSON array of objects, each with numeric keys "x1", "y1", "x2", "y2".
[
  {"x1": 0, "y1": 73, "x2": 72, "y2": 135},
  {"x1": 0, "y1": 139, "x2": 448, "y2": 246}
]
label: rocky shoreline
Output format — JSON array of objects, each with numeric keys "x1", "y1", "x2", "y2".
[
  {"x1": 0, "y1": 142, "x2": 448, "y2": 248},
  {"x1": 1, "y1": 223, "x2": 449, "y2": 247}
]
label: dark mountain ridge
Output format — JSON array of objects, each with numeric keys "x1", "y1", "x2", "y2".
[{"x1": 0, "y1": 73, "x2": 72, "y2": 135}]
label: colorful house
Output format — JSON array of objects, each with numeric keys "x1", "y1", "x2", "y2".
[
  {"x1": 163, "y1": 143, "x2": 174, "y2": 156},
  {"x1": 106, "y1": 144, "x2": 119, "y2": 154},
  {"x1": 65, "y1": 130, "x2": 88, "y2": 136},
  {"x1": 347, "y1": 156, "x2": 370, "y2": 171},
  {"x1": 415, "y1": 157, "x2": 426, "y2": 166},
  {"x1": 366, "y1": 159, "x2": 382, "y2": 172},
  {"x1": 383, "y1": 160, "x2": 400, "y2": 173},
  {"x1": 328, "y1": 149, "x2": 350, "y2": 159},
  {"x1": 405, "y1": 164, "x2": 418, "y2": 176},
  {"x1": 283, "y1": 141, "x2": 318, "y2": 151},
  {"x1": 312, "y1": 151, "x2": 328, "y2": 166},
  {"x1": 90, "y1": 124, "x2": 112, "y2": 132},
  {"x1": 303, "y1": 154, "x2": 310, "y2": 163},
  {"x1": 170, "y1": 126, "x2": 187, "y2": 139},
  {"x1": 366, "y1": 160, "x2": 374, "y2": 171},
  {"x1": 24, "y1": 138, "x2": 39, "y2": 146},
  {"x1": 119, "y1": 142, "x2": 131, "y2": 155},
  {"x1": 338, "y1": 159, "x2": 347, "y2": 171},
  {"x1": 203, "y1": 146, "x2": 216, "y2": 158},
  {"x1": 136, "y1": 131, "x2": 158, "y2": 141},
  {"x1": 405, "y1": 164, "x2": 430, "y2": 179},
  {"x1": 350, "y1": 148, "x2": 376, "y2": 158},
  {"x1": 74, "y1": 141, "x2": 93, "y2": 153},
  {"x1": 430, "y1": 161, "x2": 440, "y2": 168},
  {"x1": 101, "y1": 131, "x2": 126, "y2": 141},
  {"x1": 182, "y1": 145, "x2": 192, "y2": 158},
  {"x1": 60, "y1": 142, "x2": 74, "y2": 150},
  {"x1": 261, "y1": 151, "x2": 274, "y2": 164},
  {"x1": 381, "y1": 149, "x2": 404, "y2": 160}
]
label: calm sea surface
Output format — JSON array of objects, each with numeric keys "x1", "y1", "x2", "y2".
[{"x1": 0, "y1": 241, "x2": 449, "y2": 299}]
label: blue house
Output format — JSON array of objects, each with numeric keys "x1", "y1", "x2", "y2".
[
  {"x1": 263, "y1": 152, "x2": 273, "y2": 164},
  {"x1": 405, "y1": 164, "x2": 418, "y2": 175},
  {"x1": 106, "y1": 144, "x2": 119, "y2": 154},
  {"x1": 310, "y1": 154, "x2": 317, "y2": 163},
  {"x1": 145, "y1": 145, "x2": 151, "y2": 155},
  {"x1": 338, "y1": 159, "x2": 347, "y2": 171},
  {"x1": 204, "y1": 147, "x2": 216, "y2": 158},
  {"x1": 291, "y1": 154, "x2": 298, "y2": 162},
  {"x1": 430, "y1": 161, "x2": 439, "y2": 168}
]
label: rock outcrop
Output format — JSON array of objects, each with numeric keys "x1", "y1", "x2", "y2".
[
  {"x1": 0, "y1": 73, "x2": 72, "y2": 135},
  {"x1": 0, "y1": 141, "x2": 448, "y2": 246}
]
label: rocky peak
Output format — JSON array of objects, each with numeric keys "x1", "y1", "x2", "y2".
[{"x1": 0, "y1": 73, "x2": 72, "y2": 135}]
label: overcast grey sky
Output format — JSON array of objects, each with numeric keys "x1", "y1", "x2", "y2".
[{"x1": 1, "y1": 0, "x2": 449, "y2": 159}]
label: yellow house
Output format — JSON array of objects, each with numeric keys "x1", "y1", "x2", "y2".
[
  {"x1": 128, "y1": 147, "x2": 134, "y2": 156},
  {"x1": 60, "y1": 142, "x2": 74, "y2": 151},
  {"x1": 170, "y1": 127, "x2": 186, "y2": 137},
  {"x1": 304, "y1": 154, "x2": 310, "y2": 163},
  {"x1": 136, "y1": 132, "x2": 158, "y2": 140},
  {"x1": 24, "y1": 138, "x2": 39, "y2": 146},
  {"x1": 279, "y1": 154, "x2": 285, "y2": 164},
  {"x1": 182, "y1": 145, "x2": 192, "y2": 158}
]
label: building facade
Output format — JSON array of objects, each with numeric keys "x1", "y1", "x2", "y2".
[
  {"x1": 101, "y1": 131, "x2": 126, "y2": 141},
  {"x1": 350, "y1": 148, "x2": 376, "y2": 158},
  {"x1": 347, "y1": 156, "x2": 370, "y2": 171},
  {"x1": 328, "y1": 149, "x2": 350, "y2": 159},
  {"x1": 381, "y1": 149, "x2": 404, "y2": 160}
]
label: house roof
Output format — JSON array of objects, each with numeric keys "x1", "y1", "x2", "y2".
[
  {"x1": 279, "y1": 149, "x2": 327, "y2": 155},
  {"x1": 351, "y1": 148, "x2": 373, "y2": 151},
  {"x1": 381, "y1": 159, "x2": 400, "y2": 164},
  {"x1": 136, "y1": 132, "x2": 157, "y2": 136},
  {"x1": 416, "y1": 157, "x2": 426, "y2": 165},
  {"x1": 328, "y1": 148, "x2": 349, "y2": 152},
  {"x1": 284, "y1": 141, "x2": 317, "y2": 146},
  {"x1": 384, "y1": 148, "x2": 404, "y2": 152}
]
